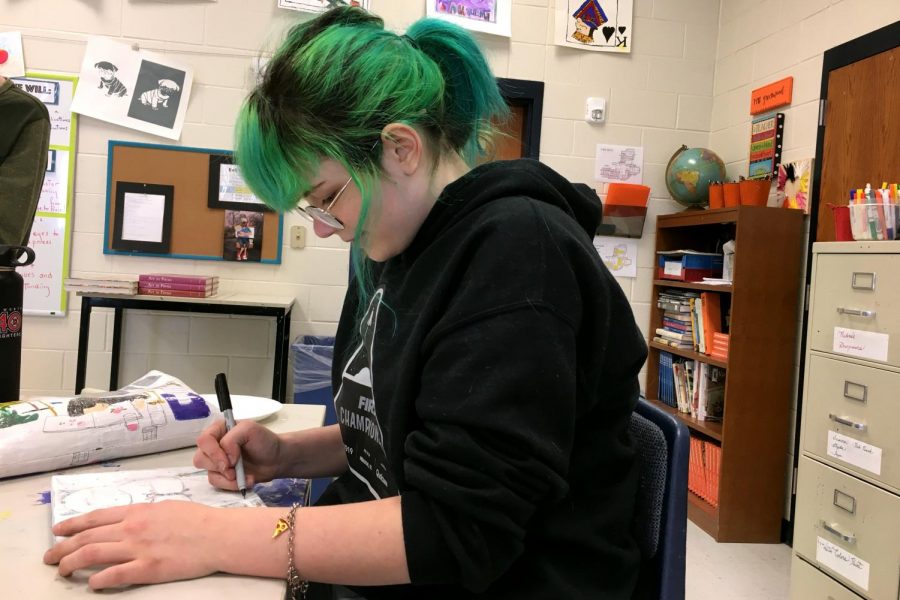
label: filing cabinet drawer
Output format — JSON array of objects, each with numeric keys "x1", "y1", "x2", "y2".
[
  {"x1": 790, "y1": 555, "x2": 865, "y2": 600},
  {"x1": 809, "y1": 254, "x2": 900, "y2": 368},
  {"x1": 803, "y1": 354, "x2": 900, "y2": 492},
  {"x1": 794, "y1": 456, "x2": 900, "y2": 600}
]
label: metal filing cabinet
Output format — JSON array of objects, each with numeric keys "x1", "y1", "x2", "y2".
[{"x1": 790, "y1": 242, "x2": 900, "y2": 600}]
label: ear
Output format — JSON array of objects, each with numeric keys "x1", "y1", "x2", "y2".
[{"x1": 380, "y1": 123, "x2": 422, "y2": 177}]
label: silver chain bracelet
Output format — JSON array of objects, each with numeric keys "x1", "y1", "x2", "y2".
[{"x1": 275, "y1": 502, "x2": 309, "y2": 600}]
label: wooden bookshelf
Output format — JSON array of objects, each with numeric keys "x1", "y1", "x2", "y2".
[{"x1": 645, "y1": 205, "x2": 805, "y2": 543}]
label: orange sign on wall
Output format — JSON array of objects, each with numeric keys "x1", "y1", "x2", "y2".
[{"x1": 750, "y1": 76, "x2": 793, "y2": 115}]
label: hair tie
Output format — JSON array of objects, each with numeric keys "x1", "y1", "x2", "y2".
[{"x1": 401, "y1": 34, "x2": 420, "y2": 51}]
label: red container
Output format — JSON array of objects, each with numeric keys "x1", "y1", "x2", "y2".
[
  {"x1": 829, "y1": 204, "x2": 852, "y2": 241},
  {"x1": 739, "y1": 179, "x2": 770, "y2": 206},
  {"x1": 723, "y1": 183, "x2": 740, "y2": 207},
  {"x1": 708, "y1": 183, "x2": 724, "y2": 209}
]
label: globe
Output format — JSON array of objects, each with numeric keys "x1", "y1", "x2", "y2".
[{"x1": 665, "y1": 145, "x2": 726, "y2": 209}]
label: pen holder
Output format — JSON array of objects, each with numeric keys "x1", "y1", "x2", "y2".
[
  {"x1": 723, "y1": 183, "x2": 740, "y2": 207},
  {"x1": 828, "y1": 204, "x2": 852, "y2": 241},
  {"x1": 708, "y1": 183, "x2": 724, "y2": 209},
  {"x1": 848, "y1": 203, "x2": 900, "y2": 241},
  {"x1": 739, "y1": 179, "x2": 770, "y2": 207}
]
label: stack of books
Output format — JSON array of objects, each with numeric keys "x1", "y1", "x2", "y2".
[
  {"x1": 710, "y1": 332, "x2": 730, "y2": 361},
  {"x1": 689, "y1": 436, "x2": 721, "y2": 508},
  {"x1": 64, "y1": 275, "x2": 138, "y2": 296},
  {"x1": 654, "y1": 289, "x2": 697, "y2": 350},
  {"x1": 138, "y1": 274, "x2": 219, "y2": 298}
]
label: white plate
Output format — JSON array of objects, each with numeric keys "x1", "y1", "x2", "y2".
[{"x1": 201, "y1": 394, "x2": 283, "y2": 422}]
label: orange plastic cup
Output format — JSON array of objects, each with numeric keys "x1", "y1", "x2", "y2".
[
  {"x1": 708, "y1": 183, "x2": 724, "y2": 209},
  {"x1": 739, "y1": 179, "x2": 770, "y2": 206},
  {"x1": 723, "y1": 182, "x2": 740, "y2": 207}
]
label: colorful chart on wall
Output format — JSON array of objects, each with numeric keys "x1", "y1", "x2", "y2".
[
  {"x1": 427, "y1": 1, "x2": 512, "y2": 38},
  {"x1": 554, "y1": 0, "x2": 633, "y2": 53},
  {"x1": 10, "y1": 72, "x2": 79, "y2": 317}
]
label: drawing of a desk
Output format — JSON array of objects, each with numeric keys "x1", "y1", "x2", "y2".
[
  {"x1": 0, "y1": 403, "x2": 326, "y2": 599},
  {"x1": 74, "y1": 292, "x2": 295, "y2": 401}
]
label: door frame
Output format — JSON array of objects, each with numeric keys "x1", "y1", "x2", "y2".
[
  {"x1": 789, "y1": 18, "x2": 900, "y2": 544},
  {"x1": 496, "y1": 77, "x2": 544, "y2": 160}
]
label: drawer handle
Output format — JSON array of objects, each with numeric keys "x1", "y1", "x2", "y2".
[
  {"x1": 851, "y1": 272, "x2": 876, "y2": 290},
  {"x1": 828, "y1": 414, "x2": 867, "y2": 432},
  {"x1": 836, "y1": 307, "x2": 875, "y2": 317},
  {"x1": 843, "y1": 381, "x2": 868, "y2": 404},
  {"x1": 821, "y1": 521, "x2": 856, "y2": 544}
]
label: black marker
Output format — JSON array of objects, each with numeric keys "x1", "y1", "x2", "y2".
[{"x1": 214, "y1": 373, "x2": 247, "y2": 499}]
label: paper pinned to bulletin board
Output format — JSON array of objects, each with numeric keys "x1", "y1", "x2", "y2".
[{"x1": 11, "y1": 72, "x2": 79, "y2": 317}]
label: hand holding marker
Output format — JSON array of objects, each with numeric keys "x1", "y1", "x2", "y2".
[{"x1": 214, "y1": 372, "x2": 247, "y2": 498}]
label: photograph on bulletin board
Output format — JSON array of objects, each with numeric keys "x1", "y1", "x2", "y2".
[{"x1": 223, "y1": 210, "x2": 264, "y2": 263}]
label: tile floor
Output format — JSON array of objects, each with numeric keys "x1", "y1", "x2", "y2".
[{"x1": 686, "y1": 521, "x2": 792, "y2": 600}]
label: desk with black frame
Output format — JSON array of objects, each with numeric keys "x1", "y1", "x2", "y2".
[{"x1": 75, "y1": 292, "x2": 295, "y2": 401}]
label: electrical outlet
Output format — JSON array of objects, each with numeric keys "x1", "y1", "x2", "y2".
[{"x1": 290, "y1": 225, "x2": 306, "y2": 249}]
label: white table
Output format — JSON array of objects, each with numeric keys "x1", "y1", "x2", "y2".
[{"x1": 0, "y1": 404, "x2": 326, "y2": 598}]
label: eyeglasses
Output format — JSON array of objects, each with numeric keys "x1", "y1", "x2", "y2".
[{"x1": 295, "y1": 176, "x2": 353, "y2": 231}]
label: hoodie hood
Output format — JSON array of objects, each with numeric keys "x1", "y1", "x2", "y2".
[{"x1": 403, "y1": 159, "x2": 601, "y2": 260}]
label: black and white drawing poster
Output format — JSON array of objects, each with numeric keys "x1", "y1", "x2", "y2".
[
  {"x1": 553, "y1": 0, "x2": 633, "y2": 53},
  {"x1": 71, "y1": 38, "x2": 192, "y2": 140}
]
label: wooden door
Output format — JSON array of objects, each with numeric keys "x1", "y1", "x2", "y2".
[{"x1": 816, "y1": 46, "x2": 900, "y2": 241}]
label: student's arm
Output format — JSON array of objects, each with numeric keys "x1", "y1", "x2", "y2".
[{"x1": 45, "y1": 495, "x2": 410, "y2": 590}]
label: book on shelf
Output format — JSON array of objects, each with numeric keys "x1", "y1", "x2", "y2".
[
  {"x1": 139, "y1": 273, "x2": 219, "y2": 285},
  {"x1": 700, "y1": 292, "x2": 723, "y2": 357},
  {"x1": 64, "y1": 275, "x2": 139, "y2": 296},
  {"x1": 688, "y1": 436, "x2": 721, "y2": 508},
  {"x1": 654, "y1": 328, "x2": 692, "y2": 343},
  {"x1": 138, "y1": 280, "x2": 220, "y2": 292},
  {"x1": 138, "y1": 287, "x2": 218, "y2": 298},
  {"x1": 652, "y1": 336, "x2": 692, "y2": 350}
]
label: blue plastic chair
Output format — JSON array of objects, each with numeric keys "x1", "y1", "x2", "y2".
[{"x1": 630, "y1": 397, "x2": 689, "y2": 600}]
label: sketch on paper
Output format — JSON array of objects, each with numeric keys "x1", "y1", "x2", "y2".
[
  {"x1": 277, "y1": 0, "x2": 370, "y2": 13},
  {"x1": 71, "y1": 38, "x2": 193, "y2": 140},
  {"x1": 0, "y1": 371, "x2": 219, "y2": 479},
  {"x1": 427, "y1": 0, "x2": 511, "y2": 37},
  {"x1": 51, "y1": 467, "x2": 264, "y2": 538},
  {"x1": 595, "y1": 144, "x2": 643, "y2": 184},
  {"x1": 94, "y1": 61, "x2": 129, "y2": 97},
  {"x1": 593, "y1": 236, "x2": 638, "y2": 278},
  {"x1": 553, "y1": 0, "x2": 633, "y2": 53}
]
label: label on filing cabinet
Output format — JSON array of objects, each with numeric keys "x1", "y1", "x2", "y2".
[
  {"x1": 816, "y1": 536, "x2": 870, "y2": 590},
  {"x1": 833, "y1": 327, "x2": 888, "y2": 362},
  {"x1": 827, "y1": 430, "x2": 882, "y2": 475}
]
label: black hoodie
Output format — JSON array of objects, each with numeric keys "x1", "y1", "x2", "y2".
[{"x1": 316, "y1": 159, "x2": 648, "y2": 599}]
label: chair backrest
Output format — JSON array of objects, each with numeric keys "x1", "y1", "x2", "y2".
[{"x1": 630, "y1": 398, "x2": 689, "y2": 600}]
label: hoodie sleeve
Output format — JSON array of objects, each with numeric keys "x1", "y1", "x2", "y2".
[{"x1": 399, "y1": 201, "x2": 605, "y2": 591}]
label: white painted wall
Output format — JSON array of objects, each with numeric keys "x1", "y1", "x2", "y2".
[
  {"x1": 711, "y1": 0, "x2": 900, "y2": 518},
  {"x1": 5, "y1": 0, "x2": 721, "y2": 400}
]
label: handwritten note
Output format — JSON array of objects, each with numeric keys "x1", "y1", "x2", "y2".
[
  {"x1": 21, "y1": 216, "x2": 66, "y2": 315},
  {"x1": 38, "y1": 149, "x2": 69, "y2": 214},
  {"x1": 816, "y1": 536, "x2": 869, "y2": 590},
  {"x1": 122, "y1": 193, "x2": 165, "y2": 242},
  {"x1": 833, "y1": 327, "x2": 889, "y2": 362},
  {"x1": 827, "y1": 430, "x2": 882, "y2": 475}
]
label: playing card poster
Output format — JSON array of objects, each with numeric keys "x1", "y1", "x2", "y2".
[{"x1": 554, "y1": 0, "x2": 633, "y2": 53}]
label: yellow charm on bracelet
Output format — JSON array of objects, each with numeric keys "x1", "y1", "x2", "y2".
[{"x1": 272, "y1": 517, "x2": 289, "y2": 538}]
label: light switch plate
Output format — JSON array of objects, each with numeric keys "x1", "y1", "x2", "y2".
[{"x1": 290, "y1": 225, "x2": 306, "y2": 249}]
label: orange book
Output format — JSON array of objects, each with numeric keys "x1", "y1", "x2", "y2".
[{"x1": 700, "y1": 292, "x2": 722, "y2": 356}]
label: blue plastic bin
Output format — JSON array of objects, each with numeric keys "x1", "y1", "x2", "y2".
[{"x1": 292, "y1": 335, "x2": 337, "y2": 503}]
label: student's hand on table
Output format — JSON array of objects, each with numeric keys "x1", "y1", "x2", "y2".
[
  {"x1": 44, "y1": 501, "x2": 225, "y2": 589},
  {"x1": 193, "y1": 419, "x2": 283, "y2": 489}
]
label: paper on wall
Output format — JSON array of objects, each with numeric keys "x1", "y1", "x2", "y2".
[
  {"x1": 593, "y1": 235, "x2": 638, "y2": 278},
  {"x1": 0, "y1": 31, "x2": 26, "y2": 78},
  {"x1": 595, "y1": 144, "x2": 643, "y2": 184},
  {"x1": 0, "y1": 371, "x2": 219, "y2": 479}
]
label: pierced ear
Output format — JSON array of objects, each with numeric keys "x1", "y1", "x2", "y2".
[{"x1": 381, "y1": 123, "x2": 421, "y2": 176}]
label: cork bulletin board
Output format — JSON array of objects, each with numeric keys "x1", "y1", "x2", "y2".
[{"x1": 104, "y1": 141, "x2": 283, "y2": 263}]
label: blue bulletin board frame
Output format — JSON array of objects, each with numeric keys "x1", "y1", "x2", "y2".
[{"x1": 104, "y1": 141, "x2": 283, "y2": 264}]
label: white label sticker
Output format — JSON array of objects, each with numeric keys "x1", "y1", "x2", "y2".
[
  {"x1": 663, "y1": 261, "x2": 683, "y2": 277},
  {"x1": 833, "y1": 327, "x2": 889, "y2": 362},
  {"x1": 827, "y1": 430, "x2": 882, "y2": 475},
  {"x1": 816, "y1": 536, "x2": 869, "y2": 590}
]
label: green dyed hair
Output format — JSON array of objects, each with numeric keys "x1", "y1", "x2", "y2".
[{"x1": 235, "y1": 6, "x2": 508, "y2": 314}]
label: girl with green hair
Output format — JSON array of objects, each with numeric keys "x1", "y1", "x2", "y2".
[{"x1": 45, "y1": 7, "x2": 646, "y2": 599}]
